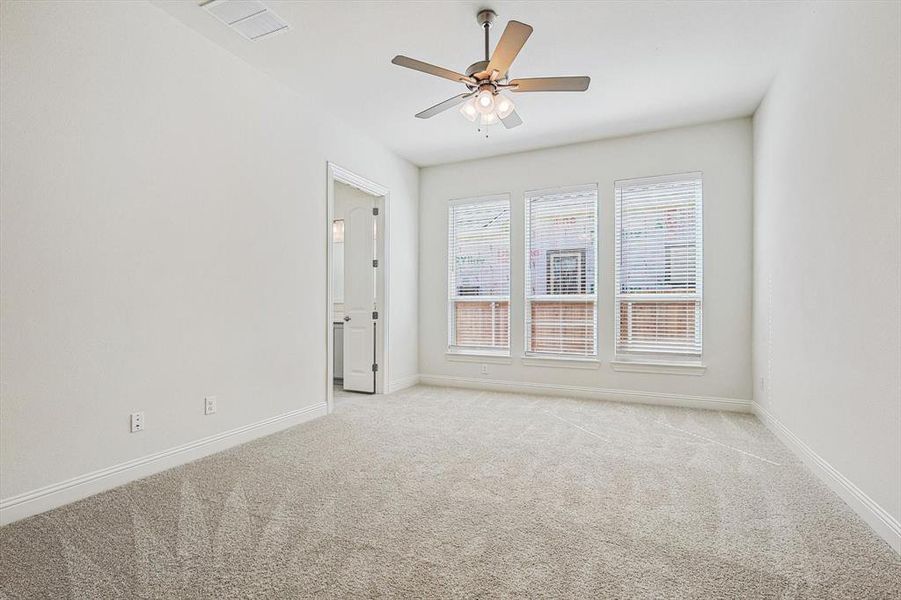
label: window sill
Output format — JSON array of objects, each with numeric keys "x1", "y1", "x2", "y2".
[
  {"x1": 610, "y1": 359, "x2": 706, "y2": 376},
  {"x1": 446, "y1": 351, "x2": 512, "y2": 364},
  {"x1": 522, "y1": 355, "x2": 600, "y2": 369}
]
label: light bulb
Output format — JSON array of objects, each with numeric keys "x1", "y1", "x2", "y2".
[
  {"x1": 495, "y1": 94, "x2": 515, "y2": 119},
  {"x1": 475, "y1": 89, "x2": 495, "y2": 115},
  {"x1": 479, "y1": 111, "x2": 499, "y2": 126},
  {"x1": 459, "y1": 98, "x2": 478, "y2": 122}
]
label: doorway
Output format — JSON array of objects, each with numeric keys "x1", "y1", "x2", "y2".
[{"x1": 326, "y1": 163, "x2": 388, "y2": 413}]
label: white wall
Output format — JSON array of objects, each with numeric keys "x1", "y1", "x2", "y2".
[
  {"x1": 0, "y1": 1, "x2": 418, "y2": 514},
  {"x1": 752, "y1": 1, "x2": 900, "y2": 549},
  {"x1": 419, "y1": 119, "x2": 752, "y2": 407}
]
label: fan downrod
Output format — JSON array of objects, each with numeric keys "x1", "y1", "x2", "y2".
[
  {"x1": 468, "y1": 9, "x2": 498, "y2": 81},
  {"x1": 478, "y1": 9, "x2": 496, "y2": 61}
]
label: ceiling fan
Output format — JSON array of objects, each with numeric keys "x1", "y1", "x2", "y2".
[{"x1": 391, "y1": 9, "x2": 590, "y2": 129}]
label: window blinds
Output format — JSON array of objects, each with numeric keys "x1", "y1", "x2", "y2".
[
  {"x1": 448, "y1": 197, "x2": 510, "y2": 351},
  {"x1": 525, "y1": 185, "x2": 598, "y2": 356},
  {"x1": 615, "y1": 173, "x2": 703, "y2": 356}
]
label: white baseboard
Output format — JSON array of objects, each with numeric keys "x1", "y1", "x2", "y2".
[
  {"x1": 753, "y1": 401, "x2": 901, "y2": 553},
  {"x1": 0, "y1": 402, "x2": 327, "y2": 526},
  {"x1": 388, "y1": 374, "x2": 420, "y2": 393},
  {"x1": 418, "y1": 374, "x2": 751, "y2": 412}
]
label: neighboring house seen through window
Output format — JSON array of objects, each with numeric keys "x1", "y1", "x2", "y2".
[{"x1": 525, "y1": 185, "x2": 598, "y2": 357}]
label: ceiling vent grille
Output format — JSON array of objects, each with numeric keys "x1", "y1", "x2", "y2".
[{"x1": 201, "y1": 0, "x2": 289, "y2": 41}]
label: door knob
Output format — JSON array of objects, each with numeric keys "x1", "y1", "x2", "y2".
[{"x1": 343, "y1": 315, "x2": 351, "y2": 322}]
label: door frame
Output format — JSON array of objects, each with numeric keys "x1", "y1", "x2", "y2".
[{"x1": 326, "y1": 162, "x2": 389, "y2": 413}]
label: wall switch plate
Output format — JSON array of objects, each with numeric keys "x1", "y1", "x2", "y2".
[
  {"x1": 204, "y1": 396, "x2": 217, "y2": 415},
  {"x1": 130, "y1": 412, "x2": 144, "y2": 433},
  {"x1": 759, "y1": 377, "x2": 766, "y2": 393},
  {"x1": 481, "y1": 364, "x2": 488, "y2": 375}
]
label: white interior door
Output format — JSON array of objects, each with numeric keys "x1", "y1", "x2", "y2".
[{"x1": 342, "y1": 198, "x2": 376, "y2": 392}]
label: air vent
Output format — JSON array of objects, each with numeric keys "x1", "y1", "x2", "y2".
[{"x1": 201, "y1": 0, "x2": 289, "y2": 41}]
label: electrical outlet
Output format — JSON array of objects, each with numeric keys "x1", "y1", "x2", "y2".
[
  {"x1": 759, "y1": 377, "x2": 766, "y2": 393},
  {"x1": 130, "y1": 411, "x2": 144, "y2": 433},
  {"x1": 481, "y1": 364, "x2": 488, "y2": 375},
  {"x1": 204, "y1": 396, "x2": 217, "y2": 415}
]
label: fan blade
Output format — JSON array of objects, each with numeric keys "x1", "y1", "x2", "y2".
[
  {"x1": 486, "y1": 20, "x2": 533, "y2": 79},
  {"x1": 415, "y1": 93, "x2": 473, "y2": 119},
  {"x1": 500, "y1": 109, "x2": 523, "y2": 129},
  {"x1": 392, "y1": 55, "x2": 475, "y2": 85},
  {"x1": 509, "y1": 76, "x2": 590, "y2": 92}
]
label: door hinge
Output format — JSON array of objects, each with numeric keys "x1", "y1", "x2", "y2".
[
  {"x1": 372, "y1": 363, "x2": 379, "y2": 372},
  {"x1": 372, "y1": 259, "x2": 378, "y2": 268},
  {"x1": 372, "y1": 207, "x2": 379, "y2": 216},
  {"x1": 372, "y1": 311, "x2": 379, "y2": 320}
]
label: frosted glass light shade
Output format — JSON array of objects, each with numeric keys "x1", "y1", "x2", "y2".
[
  {"x1": 479, "y1": 112, "x2": 499, "y2": 126},
  {"x1": 475, "y1": 90, "x2": 496, "y2": 114},
  {"x1": 459, "y1": 98, "x2": 478, "y2": 122},
  {"x1": 496, "y1": 94, "x2": 515, "y2": 119}
]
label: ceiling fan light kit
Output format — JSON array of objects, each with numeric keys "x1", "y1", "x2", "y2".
[{"x1": 391, "y1": 8, "x2": 590, "y2": 131}]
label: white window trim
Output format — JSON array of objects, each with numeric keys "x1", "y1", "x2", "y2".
[
  {"x1": 447, "y1": 194, "x2": 509, "y2": 208},
  {"x1": 521, "y1": 355, "x2": 601, "y2": 369},
  {"x1": 614, "y1": 171, "x2": 704, "y2": 358},
  {"x1": 446, "y1": 350, "x2": 512, "y2": 364},
  {"x1": 446, "y1": 193, "x2": 511, "y2": 357},
  {"x1": 615, "y1": 171, "x2": 702, "y2": 187},
  {"x1": 610, "y1": 358, "x2": 706, "y2": 376},
  {"x1": 523, "y1": 183, "x2": 600, "y2": 358}
]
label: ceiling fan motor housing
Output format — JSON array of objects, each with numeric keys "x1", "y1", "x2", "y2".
[{"x1": 465, "y1": 61, "x2": 491, "y2": 80}]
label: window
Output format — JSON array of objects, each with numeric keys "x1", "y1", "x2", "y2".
[
  {"x1": 525, "y1": 185, "x2": 598, "y2": 356},
  {"x1": 448, "y1": 196, "x2": 510, "y2": 353},
  {"x1": 548, "y1": 250, "x2": 587, "y2": 294},
  {"x1": 615, "y1": 173, "x2": 703, "y2": 357}
]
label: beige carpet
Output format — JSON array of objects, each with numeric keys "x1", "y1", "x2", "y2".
[{"x1": 1, "y1": 385, "x2": 898, "y2": 598}]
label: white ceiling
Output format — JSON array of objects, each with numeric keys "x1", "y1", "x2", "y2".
[{"x1": 153, "y1": 1, "x2": 813, "y2": 166}]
